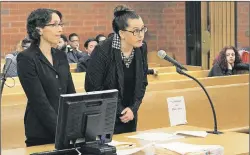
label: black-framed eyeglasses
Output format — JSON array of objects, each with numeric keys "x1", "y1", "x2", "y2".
[
  {"x1": 45, "y1": 22, "x2": 64, "y2": 28},
  {"x1": 123, "y1": 27, "x2": 148, "y2": 36}
]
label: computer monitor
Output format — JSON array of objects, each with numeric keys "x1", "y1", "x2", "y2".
[{"x1": 55, "y1": 89, "x2": 118, "y2": 152}]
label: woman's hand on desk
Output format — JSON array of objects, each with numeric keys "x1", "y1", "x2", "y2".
[{"x1": 120, "y1": 107, "x2": 134, "y2": 123}]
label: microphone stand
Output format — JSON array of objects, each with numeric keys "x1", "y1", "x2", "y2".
[
  {"x1": 0, "y1": 61, "x2": 12, "y2": 153},
  {"x1": 176, "y1": 67, "x2": 223, "y2": 134},
  {"x1": 0, "y1": 73, "x2": 7, "y2": 102},
  {"x1": 0, "y1": 59, "x2": 13, "y2": 101}
]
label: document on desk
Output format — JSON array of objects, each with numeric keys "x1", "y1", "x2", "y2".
[
  {"x1": 167, "y1": 96, "x2": 187, "y2": 126},
  {"x1": 108, "y1": 140, "x2": 135, "y2": 147},
  {"x1": 155, "y1": 142, "x2": 224, "y2": 155},
  {"x1": 127, "y1": 132, "x2": 184, "y2": 142},
  {"x1": 174, "y1": 131, "x2": 208, "y2": 137},
  {"x1": 116, "y1": 143, "x2": 154, "y2": 155}
]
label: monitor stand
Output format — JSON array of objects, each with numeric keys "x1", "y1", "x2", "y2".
[{"x1": 80, "y1": 142, "x2": 116, "y2": 155}]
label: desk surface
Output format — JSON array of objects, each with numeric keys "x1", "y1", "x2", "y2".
[{"x1": 2, "y1": 125, "x2": 249, "y2": 155}]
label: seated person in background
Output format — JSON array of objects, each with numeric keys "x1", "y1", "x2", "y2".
[
  {"x1": 208, "y1": 46, "x2": 249, "y2": 77},
  {"x1": 57, "y1": 34, "x2": 75, "y2": 54},
  {"x1": 95, "y1": 34, "x2": 106, "y2": 43},
  {"x1": 57, "y1": 34, "x2": 69, "y2": 52},
  {"x1": 3, "y1": 37, "x2": 31, "y2": 77},
  {"x1": 67, "y1": 33, "x2": 88, "y2": 63},
  {"x1": 76, "y1": 38, "x2": 98, "y2": 72}
]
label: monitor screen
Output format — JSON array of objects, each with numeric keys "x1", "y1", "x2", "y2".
[{"x1": 55, "y1": 89, "x2": 118, "y2": 150}]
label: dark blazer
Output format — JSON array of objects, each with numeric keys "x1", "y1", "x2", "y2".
[
  {"x1": 76, "y1": 54, "x2": 91, "y2": 72},
  {"x1": 85, "y1": 38, "x2": 148, "y2": 115},
  {"x1": 17, "y1": 43, "x2": 76, "y2": 143}
]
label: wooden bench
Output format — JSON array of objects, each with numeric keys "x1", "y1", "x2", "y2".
[
  {"x1": 147, "y1": 70, "x2": 210, "y2": 82},
  {"x1": 2, "y1": 74, "x2": 248, "y2": 104},
  {"x1": 71, "y1": 70, "x2": 210, "y2": 83},
  {"x1": 3, "y1": 69, "x2": 205, "y2": 95},
  {"x1": 74, "y1": 74, "x2": 249, "y2": 94},
  {"x1": 147, "y1": 74, "x2": 249, "y2": 91},
  {"x1": 3, "y1": 72, "x2": 85, "y2": 85},
  {"x1": 3, "y1": 66, "x2": 203, "y2": 93},
  {"x1": 138, "y1": 83, "x2": 249, "y2": 132},
  {"x1": 153, "y1": 65, "x2": 202, "y2": 73}
]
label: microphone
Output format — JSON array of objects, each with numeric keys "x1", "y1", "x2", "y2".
[
  {"x1": 3, "y1": 54, "x2": 14, "y2": 75},
  {"x1": 158, "y1": 50, "x2": 188, "y2": 71}
]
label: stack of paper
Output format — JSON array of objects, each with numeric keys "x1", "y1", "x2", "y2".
[
  {"x1": 108, "y1": 140, "x2": 135, "y2": 147},
  {"x1": 127, "y1": 132, "x2": 184, "y2": 142},
  {"x1": 155, "y1": 142, "x2": 224, "y2": 155},
  {"x1": 116, "y1": 143, "x2": 154, "y2": 155},
  {"x1": 174, "y1": 131, "x2": 208, "y2": 137}
]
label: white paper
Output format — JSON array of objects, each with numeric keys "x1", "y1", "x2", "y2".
[
  {"x1": 174, "y1": 131, "x2": 208, "y2": 138},
  {"x1": 167, "y1": 96, "x2": 187, "y2": 126},
  {"x1": 155, "y1": 142, "x2": 224, "y2": 155},
  {"x1": 116, "y1": 143, "x2": 154, "y2": 155},
  {"x1": 127, "y1": 132, "x2": 184, "y2": 142},
  {"x1": 108, "y1": 140, "x2": 135, "y2": 147}
]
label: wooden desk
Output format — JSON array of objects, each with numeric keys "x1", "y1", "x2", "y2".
[{"x1": 2, "y1": 126, "x2": 249, "y2": 155}]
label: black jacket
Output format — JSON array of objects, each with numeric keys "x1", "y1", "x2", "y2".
[
  {"x1": 17, "y1": 43, "x2": 76, "y2": 141},
  {"x1": 85, "y1": 38, "x2": 148, "y2": 115},
  {"x1": 76, "y1": 54, "x2": 91, "y2": 72}
]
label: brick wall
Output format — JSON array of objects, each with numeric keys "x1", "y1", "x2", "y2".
[
  {"x1": 1, "y1": 2, "x2": 187, "y2": 63},
  {"x1": 237, "y1": 2, "x2": 250, "y2": 48}
]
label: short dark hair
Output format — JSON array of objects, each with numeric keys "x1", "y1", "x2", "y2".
[
  {"x1": 60, "y1": 34, "x2": 68, "y2": 42},
  {"x1": 112, "y1": 5, "x2": 140, "y2": 35},
  {"x1": 27, "y1": 8, "x2": 62, "y2": 45},
  {"x1": 95, "y1": 34, "x2": 106, "y2": 42},
  {"x1": 69, "y1": 33, "x2": 79, "y2": 41},
  {"x1": 84, "y1": 38, "x2": 97, "y2": 48}
]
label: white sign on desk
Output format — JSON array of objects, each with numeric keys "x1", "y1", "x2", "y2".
[{"x1": 167, "y1": 96, "x2": 187, "y2": 126}]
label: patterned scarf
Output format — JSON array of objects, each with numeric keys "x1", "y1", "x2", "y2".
[{"x1": 112, "y1": 33, "x2": 134, "y2": 68}]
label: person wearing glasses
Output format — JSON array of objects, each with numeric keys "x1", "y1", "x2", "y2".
[
  {"x1": 67, "y1": 33, "x2": 88, "y2": 63},
  {"x1": 17, "y1": 8, "x2": 76, "y2": 147},
  {"x1": 85, "y1": 5, "x2": 148, "y2": 134}
]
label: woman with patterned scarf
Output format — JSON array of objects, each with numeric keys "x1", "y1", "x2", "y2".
[{"x1": 85, "y1": 5, "x2": 148, "y2": 134}]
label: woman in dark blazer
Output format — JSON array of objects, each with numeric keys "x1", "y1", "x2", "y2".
[
  {"x1": 17, "y1": 8, "x2": 76, "y2": 147},
  {"x1": 208, "y1": 46, "x2": 249, "y2": 77},
  {"x1": 85, "y1": 5, "x2": 148, "y2": 134}
]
